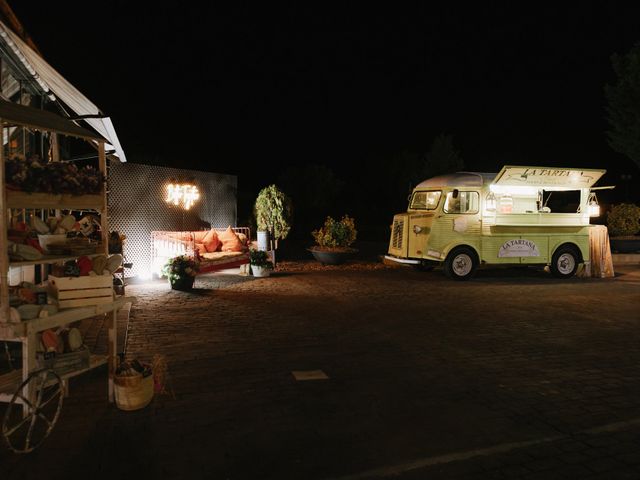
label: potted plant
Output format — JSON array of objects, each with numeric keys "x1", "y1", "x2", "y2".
[
  {"x1": 254, "y1": 185, "x2": 292, "y2": 265},
  {"x1": 250, "y1": 249, "x2": 273, "y2": 277},
  {"x1": 309, "y1": 215, "x2": 358, "y2": 265},
  {"x1": 161, "y1": 255, "x2": 199, "y2": 290},
  {"x1": 607, "y1": 203, "x2": 640, "y2": 253}
]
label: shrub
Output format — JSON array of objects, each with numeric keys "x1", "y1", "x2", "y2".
[
  {"x1": 249, "y1": 249, "x2": 273, "y2": 269},
  {"x1": 607, "y1": 203, "x2": 640, "y2": 236},
  {"x1": 312, "y1": 215, "x2": 357, "y2": 249}
]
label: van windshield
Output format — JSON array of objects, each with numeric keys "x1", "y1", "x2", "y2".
[{"x1": 411, "y1": 191, "x2": 441, "y2": 210}]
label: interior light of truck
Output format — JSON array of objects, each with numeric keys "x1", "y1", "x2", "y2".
[{"x1": 490, "y1": 184, "x2": 538, "y2": 195}]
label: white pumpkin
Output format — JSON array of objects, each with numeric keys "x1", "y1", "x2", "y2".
[
  {"x1": 31, "y1": 216, "x2": 50, "y2": 234},
  {"x1": 58, "y1": 214, "x2": 76, "y2": 231},
  {"x1": 106, "y1": 254, "x2": 123, "y2": 274}
]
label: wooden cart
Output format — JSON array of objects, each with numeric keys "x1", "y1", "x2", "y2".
[{"x1": 0, "y1": 100, "x2": 134, "y2": 453}]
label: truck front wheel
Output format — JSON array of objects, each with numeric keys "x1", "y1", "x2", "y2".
[
  {"x1": 444, "y1": 247, "x2": 478, "y2": 281},
  {"x1": 550, "y1": 246, "x2": 579, "y2": 278}
]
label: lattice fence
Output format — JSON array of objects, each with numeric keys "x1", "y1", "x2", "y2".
[{"x1": 107, "y1": 162, "x2": 237, "y2": 278}]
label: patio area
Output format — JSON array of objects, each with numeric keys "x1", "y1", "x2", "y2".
[{"x1": 2, "y1": 262, "x2": 640, "y2": 479}]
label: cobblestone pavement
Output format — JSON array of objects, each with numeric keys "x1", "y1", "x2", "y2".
[{"x1": 2, "y1": 264, "x2": 640, "y2": 479}]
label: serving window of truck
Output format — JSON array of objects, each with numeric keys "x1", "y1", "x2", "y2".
[{"x1": 386, "y1": 166, "x2": 609, "y2": 280}]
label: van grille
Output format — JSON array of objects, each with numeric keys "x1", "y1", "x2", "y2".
[{"x1": 392, "y1": 219, "x2": 404, "y2": 249}]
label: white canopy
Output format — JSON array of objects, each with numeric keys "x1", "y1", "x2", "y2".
[{"x1": 0, "y1": 20, "x2": 127, "y2": 162}]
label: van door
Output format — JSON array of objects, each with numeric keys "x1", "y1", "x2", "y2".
[{"x1": 430, "y1": 190, "x2": 482, "y2": 256}]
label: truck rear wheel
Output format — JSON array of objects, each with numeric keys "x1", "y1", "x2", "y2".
[
  {"x1": 444, "y1": 247, "x2": 477, "y2": 281},
  {"x1": 551, "y1": 246, "x2": 579, "y2": 278}
]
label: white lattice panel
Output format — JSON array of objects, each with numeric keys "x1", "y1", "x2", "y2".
[{"x1": 107, "y1": 162, "x2": 237, "y2": 278}]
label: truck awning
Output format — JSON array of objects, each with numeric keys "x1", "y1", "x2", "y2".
[
  {"x1": 0, "y1": 20, "x2": 127, "y2": 162},
  {"x1": 492, "y1": 166, "x2": 606, "y2": 189}
]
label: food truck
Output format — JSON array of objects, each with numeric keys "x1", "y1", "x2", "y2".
[{"x1": 385, "y1": 166, "x2": 607, "y2": 280}]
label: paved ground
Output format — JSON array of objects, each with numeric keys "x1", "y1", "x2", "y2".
[{"x1": 2, "y1": 262, "x2": 640, "y2": 479}]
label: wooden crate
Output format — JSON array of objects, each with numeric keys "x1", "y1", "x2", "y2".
[
  {"x1": 48, "y1": 275, "x2": 113, "y2": 309},
  {"x1": 37, "y1": 346, "x2": 90, "y2": 376}
]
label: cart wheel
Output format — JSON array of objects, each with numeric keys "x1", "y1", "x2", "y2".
[{"x1": 2, "y1": 369, "x2": 64, "y2": 454}]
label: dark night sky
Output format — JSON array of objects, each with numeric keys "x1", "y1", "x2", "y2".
[{"x1": 9, "y1": 3, "x2": 640, "y2": 199}]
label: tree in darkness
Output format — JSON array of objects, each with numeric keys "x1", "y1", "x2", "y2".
[
  {"x1": 422, "y1": 134, "x2": 464, "y2": 179},
  {"x1": 605, "y1": 43, "x2": 640, "y2": 170}
]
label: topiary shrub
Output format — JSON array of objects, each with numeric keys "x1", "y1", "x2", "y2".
[
  {"x1": 607, "y1": 203, "x2": 640, "y2": 237},
  {"x1": 254, "y1": 185, "x2": 292, "y2": 247}
]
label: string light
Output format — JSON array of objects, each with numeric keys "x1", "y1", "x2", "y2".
[{"x1": 165, "y1": 183, "x2": 200, "y2": 210}]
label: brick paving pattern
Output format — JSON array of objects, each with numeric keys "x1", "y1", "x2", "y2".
[{"x1": 1, "y1": 263, "x2": 639, "y2": 479}]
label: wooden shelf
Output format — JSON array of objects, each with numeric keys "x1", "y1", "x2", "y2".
[
  {"x1": 0, "y1": 296, "x2": 135, "y2": 337},
  {"x1": 7, "y1": 191, "x2": 104, "y2": 210},
  {"x1": 0, "y1": 354, "x2": 108, "y2": 400},
  {"x1": 0, "y1": 116, "x2": 114, "y2": 408},
  {"x1": 62, "y1": 353, "x2": 107, "y2": 381},
  {"x1": 0, "y1": 369, "x2": 22, "y2": 397},
  {"x1": 9, "y1": 252, "x2": 103, "y2": 267}
]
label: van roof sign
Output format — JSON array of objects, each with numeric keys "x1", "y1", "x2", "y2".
[{"x1": 492, "y1": 166, "x2": 606, "y2": 189}]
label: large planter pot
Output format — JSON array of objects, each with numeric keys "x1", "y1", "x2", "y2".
[
  {"x1": 169, "y1": 276, "x2": 195, "y2": 291},
  {"x1": 308, "y1": 247, "x2": 358, "y2": 265},
  {"x1": 251, "y1": 265, "x2": 271, "y2": 277},
  {"x1": 610, "y1": 236, "x2": 640, "y2": 253},
  {"x1": 257, "y1": 231, "x2": 270, "y2": 251}
]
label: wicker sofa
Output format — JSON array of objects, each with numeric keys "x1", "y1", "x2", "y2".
[{"x1": 151, "y1": 227, "x2": 251, "y2": 276}]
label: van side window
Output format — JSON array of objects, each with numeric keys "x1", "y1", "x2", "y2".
[
  {"x1": 410, "y1": 191, "x2": 441, "y2": 210},
  {"x1": 444, "y1": 191, "x2": 479, "y2": 214}
]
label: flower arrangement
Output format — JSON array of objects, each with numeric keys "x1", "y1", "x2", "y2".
[
  {"x1": 249, "y1": 249, "x2": 273, "y2": 269},
  {"x1": 161, "y1": 255, "x2": 200, "y2": 282},
  {"x1": 5, "y1": 154, "x2": 104, "y2": 195},
  {"x1": 311, "y1": 215, "x2": 357, "y2": 250}
]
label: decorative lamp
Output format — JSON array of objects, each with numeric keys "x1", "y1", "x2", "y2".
[
  {"x1": 587, "y1": 192, "x2": 600, "y2": 217},
  {"x1": 485, "y1": 192, "x2": 496, "y2": 212}
]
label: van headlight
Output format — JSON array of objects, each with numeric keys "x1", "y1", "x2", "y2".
[{"x1": 413, "y1": 225, "x2": 422, "y2": 234}]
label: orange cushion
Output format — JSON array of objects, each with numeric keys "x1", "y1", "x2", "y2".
[
  {"x1": 202, "y1": 229, "x2": 220, "y2": 253},
  {"x1": 218, "y1": 226, "x2": 244, "y2": 252},
  {"x1": 195, "y1": 243, "x2": 207, "y2": 254},
  {"x1": 193, "y1": 231, "x2": 207, "y2": 242}
]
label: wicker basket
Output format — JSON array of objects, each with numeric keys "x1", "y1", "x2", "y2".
[{"x1": 114, "y1": 373, "x2": 154, "y2": 411}]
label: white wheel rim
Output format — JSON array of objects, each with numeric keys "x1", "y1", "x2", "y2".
[
  {"x1": 452, "y1": 253, "x2": 472, "y2": 276},
  {"x1": 3, "y1": 369, "x2": 64, "y2": 453},
  {"x1": 557, "y1": 253, "x2": 575, "y2": 274}
]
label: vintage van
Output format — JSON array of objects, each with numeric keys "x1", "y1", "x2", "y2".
[{"x1": 385, "y1": 166, "x2": 608, "y2": 280}]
